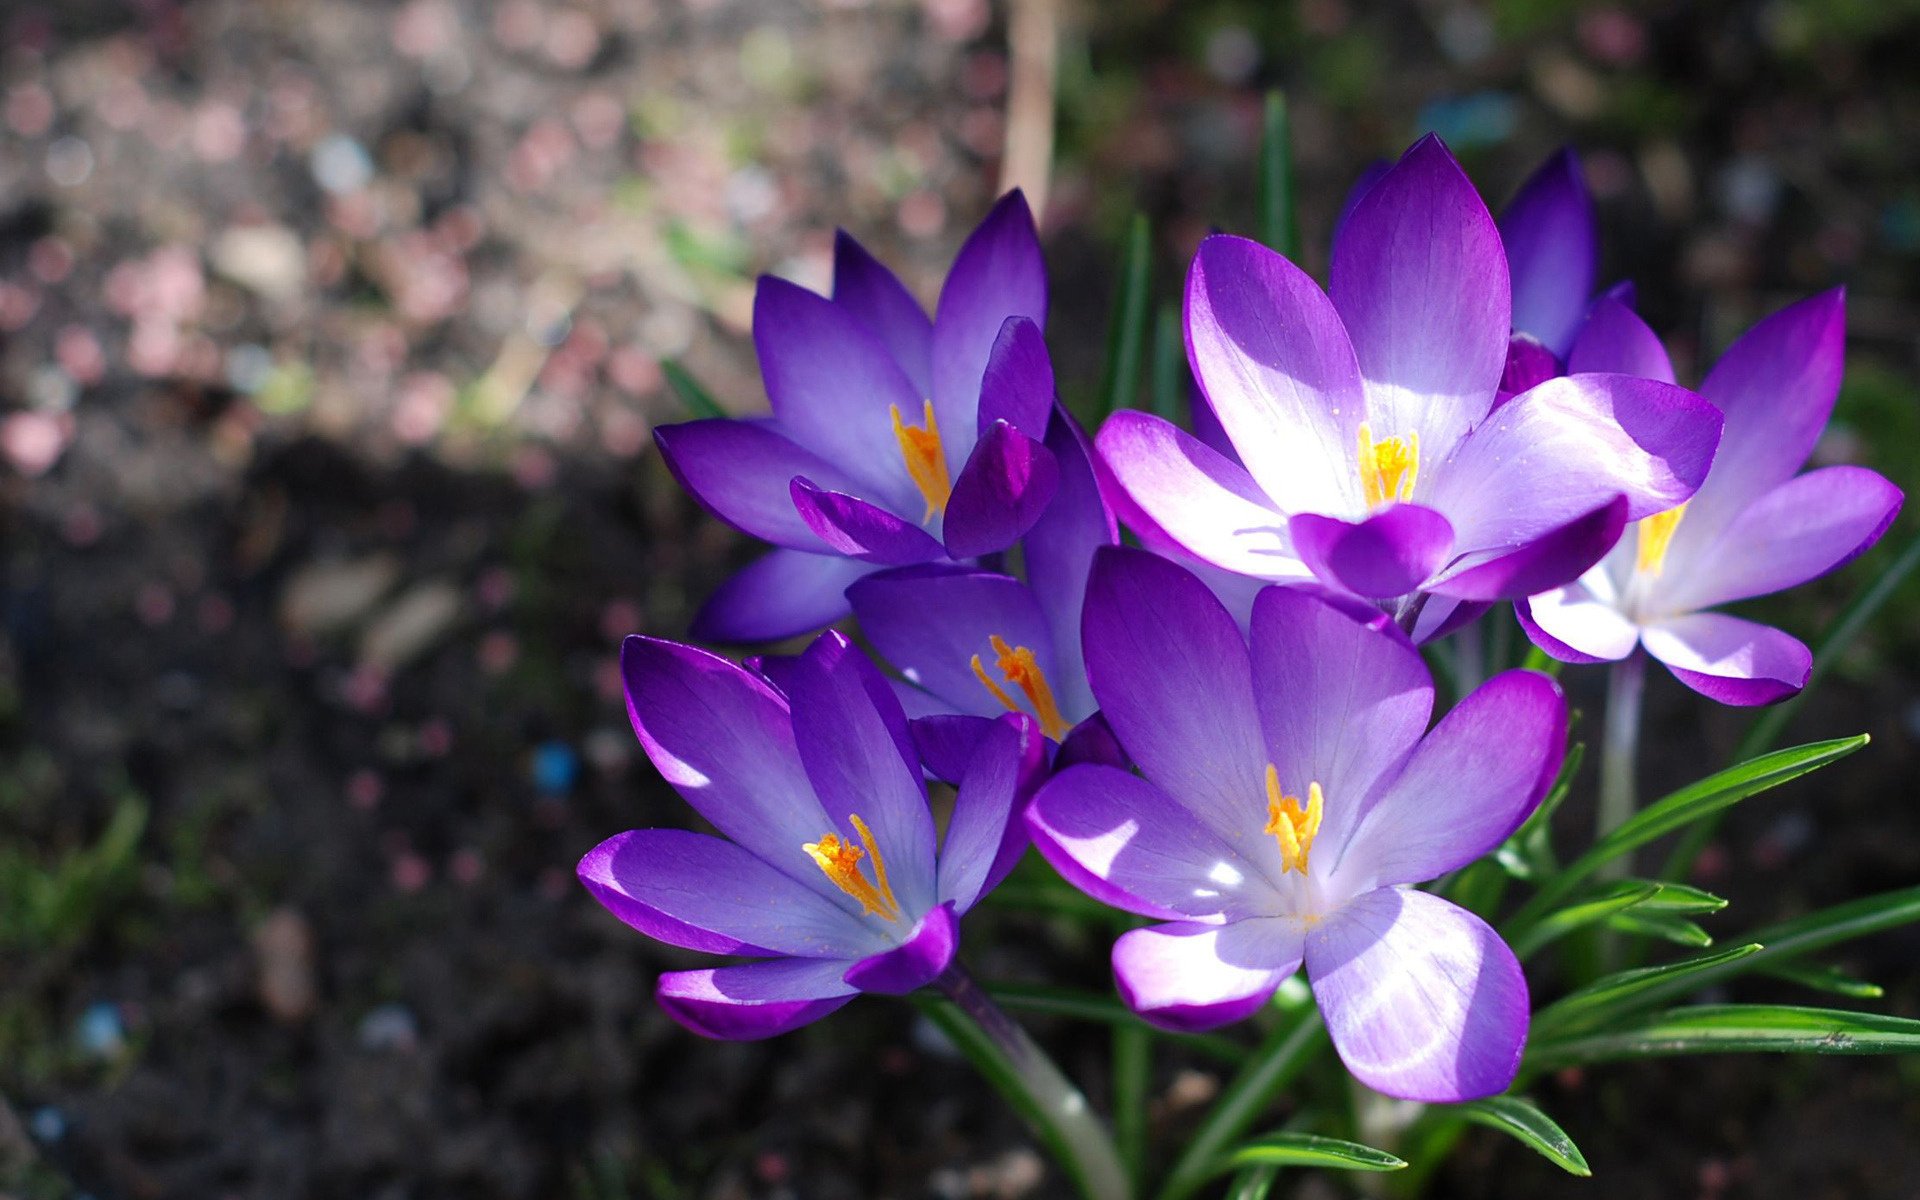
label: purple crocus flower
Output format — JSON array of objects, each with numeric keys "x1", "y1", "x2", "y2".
[
  {"x1": 1026, "y1": 548, "x2": 1566, "y2": 1102},
  {"x1": 579, "y1": 631, "x2": 1044, "y2": 1038},
  {"x1": 846, "y1": 318, "x2": 1119, "y2": 779},
  {"x1": 1498, "y1": 148, "x2": 1598, "y2": 367},
  {"x1": 1098, "y1": 135, "x2": 1724, "y2": 631},
  {"x1": 1519, "y1": 291, "x2": 1903, "y2": 705},
  {"x1": 658, "y1": 192, "x2": 1058, "y2": 643}
]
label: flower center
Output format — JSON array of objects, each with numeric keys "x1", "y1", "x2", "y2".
[
  {"x1": 1635, "y1": 503, "x2": 1687, "y2": 576},
  {"x1": 970, "y1": 634, "x2": 1069, "y2": 740},
  {"x1": 1263, "y1": 766, "x2": 1323, "y2": 876},
  {"x1": 890, "y1": 400, "x2": 952, "y2": 521},
  {"x1": 803, "y1": 813, "x2": 901, "y2": 921},
  {"x1": 1356, "y1": 422, "x2": 1419, "y2": 509}
]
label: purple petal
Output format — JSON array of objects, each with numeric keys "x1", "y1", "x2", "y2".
[
  {"x1": 1025, "y1": 408, "x2": 1119, "y2": 717},
  {"x1": 848, "y1": 565, "x2": 1058, "y2": 720},
  {"x1": 1429, "y1": 496, "x2": 1629, "y2": 602},
  {"x1": 692, "y1": 549, "x2": 877, "y2": 643},
  {"x1": 1306, "y1": 888, "x2": 1528, "y2": 1102},
  {"x1": 1516, "y1": 582, "x2": 1640, "y2": 664},
  {"x1": 657, "y1": 958, "x2": 858, "y2": 1041},
  {"x1": 1498, "y1": 148, "x2": 1596, "y2": 356},
  {"x1": 833, "y1": 229, "x2": 933, "y2": 397},
  {"x1": 1113, "y1": 919, "x2": 1304, "y2": 1033},
  {"x1": 1658, "y1": 465, "x2": 1903, "y2": 613},
  {"x1": 1566, "y1": 295, "x2": 1675, "y2": 382},
  {"x1": 1055, "y1": 712, "x2": 1128, "y2": 772},
  {"x1": 1185, "y1": 234, "x2": 1367, "y2": 513},
  {"x1": 1331, "y1": 135, "x2": 1510, "y2": 463},
  {"x1": 790, "y1": 477, "x2": 946, "y2": 564},
  {"x1": 1497, "y1": 333, "x2": 1562, "y2": 402},
  {"x1": 1343, "y1": 671, "x2": 1565, "y2": 887},
  {"x1": 932, "y1": 191, "x2": 1047, "y2": 470},
  {"x1": 1289, "y1": 505, "x2": 1455, "y2": 599},
  {"x1": 655, "y1": 419, "x2": 866, "y2": 550},
  {"x1": 1430, "y1": 374, "x2": 1721, "y2": 554},
  {"x1": 1027, "y1": 763, "x2": 1282, "y2": 922},
  {"x1": 1642, "y1": 613, "x2": 1811, "y2": 707},
  {"x1": 1247, "y1": 587, "x2": 1434, "y2": 861},
  {"x1": 909, "y1": 713, "x2": 996, "y2": 785},
  {"x1": 1096, "y1": 411, "x2": 1306, "y2": 581},
  {"x1": 579, "y1": 828, "x2": 884, "y2": 958},
  {"x1": 787, "y1": 631, "x2": 938, "y2": 912},
  {"x1": 843, "y1": 902, "x2": 958, "y2": 994},
  {"x1": 1411, "y1": 595, "x2": 1494, "y2": 644},
  {"x1": 943, "y1": 421, "x2": 1061, "y2": 559},
  {"x1": 1080, "y1": 548, "x2": 1272, "y2": 842},
  {"x1": 621, "y1": 636, "x2": 835, "y2": 869},
  {"x1": 938, "y1": 714, "x2": 1047, "y2": 912},
  {"x1": 977, "y1": 315, "x2": 1055, "y2": 437}
]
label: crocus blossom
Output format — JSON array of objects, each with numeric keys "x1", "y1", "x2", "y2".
[
  {"x1": 1519, "y1": 291, "x2": 1903, "y2": 704},
  {"x1": 1098, "y1": 135, "x2": 1724, "y2": 630},
  {"x1": 1498, "y1": 148, "x2": 1598, "y2": 365},
  {"x1": 580, "y1": 631, "x2": 1044, "y2": 1038},
  {"x1": 847, "y1": 318, "x2": 1119, "y2": 780},
  {"x1": 659, "y1": 192, "x2": 1057, "y2": 643},
  {"x1": 1026, "y1": 548, "x2": 1565, "y2": 1101}
]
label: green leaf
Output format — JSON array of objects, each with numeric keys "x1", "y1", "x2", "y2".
[
  {"x1": 1758, "y1": 961, "x2": 1884, "y2": 1000},
  {"x1": 1098, "y1": 214, "x2": 1153, "y2": 418},
  {"x1": 1529, "y1": 1004, "x2": 1920, "y2": 1069},
  {"x1": 1506, "y1": 736, "x2": 1868, "y2": 937},
  {"x1": 1535, "y1": 943, "x2": 1764, "y2": 1036},
  {"x1": 1511, "y1": 881, "x2": 1659, "y2": 959},
  {"x1": 1220, "y1": 1133, "x2": 1406, "y2": 1175},
  {"x1": 1605, "y1": 910, "x2": 1713, "y2": 947},
  {"x1": 1225, "y1": 1164, "x2": 1279, "y2": 1200},
  {"x1": 1149, "y1": 302, "x2": 1184, "y2": 421},
  {"x1": 661, "y1": 359, "x2": 726, "y2": 420},
  {"x1": 1155, "y1": 1010, "x2": 1327, "y2": 1200},
  {"x1": 1627, "y1": 881, "x2": 1728, "y2": 914},
  {"x1": 1452, "y1": 1096, "x2": 1591, "y2": 1177},
  {"x1": 985, "y1": 984, "x2": 1243, "y2": 1064},
  {"x1": 1256, "y1": 92, "x2": 1299, "y2": 258}
]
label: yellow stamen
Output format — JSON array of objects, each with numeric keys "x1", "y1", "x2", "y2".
[
  {"x1": 1263, "y1": 766, "x2": 1324, "y2": 876},
  {"x1": 1635, "y1": 504, "x2": 1687, "y2": 576},
  {"x1": 890, "y1": 400, "x2": 952, "y2": 521},
  {"x1": 802, "y1": 813, "x2": 901, "y2": 921},
  {"x1": 1356, "y1": 422, "x2": 1420, "y2": 509},
  {"x1": 970, "y1": 634, "x2": 1070, "y2": 740}
]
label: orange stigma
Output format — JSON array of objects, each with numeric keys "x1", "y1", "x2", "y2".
[
  {"x1": 1635, "y1": 504, "x2": 1687, "y2": 576},
  {"x1": 1263, "y1": 766, "x2": 1323, "y2": 876},
  {"x1": 1357, "y1": 422, "x2": 1420, "y2": 508},
  {"x1": 970, "y1": 634, "x2": 1069, "y2": 740},
  {"x1": 890, "y1": 400, "x2": 952, "y2": 520},
  {"x1": 803, "y1": 813, "x2": 901, "y2": 921}
]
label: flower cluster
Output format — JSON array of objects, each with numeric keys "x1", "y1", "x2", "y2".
[{"x1": 582, "y1": 135, "x2": 1900, "y2": 1109}]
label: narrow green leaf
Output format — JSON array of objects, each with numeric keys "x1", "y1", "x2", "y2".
[
  {"x1": 1627, "y1": 880, "x2": 1728, "y2": 914},
  {"x1": 1757, "y1": 961, "x2": 1884, "y2": 1000},
  {"x1": 1529, "y1": 1004, "x2": 1920, "y2": 1069},
  {"x1": 1220, "y1": 1133, "x2": 1405, "y2": 1175},
  {"x1": 1149, "y1": 302, "x2": 1184, "y2": 421},
  {"x1": 661, "y1": 359, "x2": 726, "y2": 419},
  {"x1": 1452, "y1": 1096, "x2": 1591, "y2": 1177},
  {"x1": 1256, "y1": 92, "x2": 1299, "y2": 258},
  {"x1": 1536, "y1": 943, "x2": 1764, "y2": 1035},
  {"x1": 1225, "y1": 1164, "x2": 1279, "y2": 1200},
  {"x1": 1606, "y1": 910, "x2": 1713, "y2": 947},
  {"x1": 985, "y1": 984, "x2": 1243, "y2": 1064},
  {"x1": 1156, "y1": 1010, "x2": 1327, "y2": 1200},
  {"x1": 1098, "y1": 214, "x2": 1153, "y2": 418},
  {"x1": 1511, "y1": 881, "x2": 1659, "y2": 960}
]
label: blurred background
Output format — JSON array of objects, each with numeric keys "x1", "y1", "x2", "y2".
[{"x1": 2, "y1": 0, "x2": 1917, "y2": 1196}]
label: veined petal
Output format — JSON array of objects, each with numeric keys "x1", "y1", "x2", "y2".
[
  {"x1": 1342, "y1": 671, "x2": 1565, "y2": 887},
  {"x1": 1096, "y1": 411, "x2": 1307, "y2": 581},
  {"x1": 938, "y1": 714, "x2": 1047, "y2": 913},
  {"x1": 1248, "y1": 587, "x2": 1433, "y2": 862},
  {"x1": 1642, "y1": 613, "x2": 1811, "y2": 707},
  {"x1": 832, "y1": 229, "x2": 933, "y2": 397},
  {"x1": 1656, "y1": 465, "x2": 1903, "y2": 614},
  {"x1": 1330, "y1": 135, "x2": 1510, "y2": 464},
  {"x1": 1289, "y1": 505, "x2": 1454, "y2": 599},
  {"x1": 1113, "y1": 919, "x2": 1304, "y2": 1033},
  {"x1": 1427, "y1": 496, "x2": 1629, "y2": 602},
  {"x1": 655, "y1": 420, "x2": 868, "y2": 550},
  {"x1": 908, "y1": 713, "x2": 996, "y2": 785},
  {"x1": 843, "y1": 902, "x2": 958, "y2": 994},
  {"x1": 1027, "y1": 764, "x2": 1283, "y2": 923},
  {"x1": 691, "y1": 549, "x2": 877, "y2": 644},
  {"x1": 1516, "y1": 580, "x2": 1641, "y2": 664},
  {"x1": 1498, "y1": 148, "x2": 1597, "y2": 357},
  {"x1": 1567, "y1": 295, "x2": 1675, "y2": 382},
  {"x1": 932, "y1": 191, "x2": 1047, "y2": 471},
  {"x1": 579, "y1": 829, "x2": 884, "y2": 958},
  {"x1": 1081, "y1": 548, "x2": 1272, "y2": 843},
  {"x1": 1306, "y1": 888, "x2": 1528, "y2": 1102},
  {"x1": 976, "y1": 315, "x2": 1055, "y2": 438},
  {"x1": 1429, "y1": 374, "x2": 1720, "y2": 553},
  {"x1": 1184, "y1": 234, "x2": 1367, "y2": 513},
  {"x1": 789, "y1": 478, "x2": 947, "y2": 564},
  {"x1": 1024, "y1": 408, "x2": 1118, "y2": 720},
  {"x1": 657, "y1": 958, "x2": 858, "y2": 1041},
  {"x1": 943, "y1": 420, "x2": 1060, "y2": 559},
  {"x1": 848, "y1": 565, "x2": 1058, "y2": 720}
]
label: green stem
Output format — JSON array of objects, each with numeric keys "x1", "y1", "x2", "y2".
[
  {"x1": 919, "y1": 964, "x2": 1133, "y2": 1200},
  {"x1": 1155, "y1": 1006, "x2": 1327, "y2": 1200},
  {"x1": 1594, "y1": 653, "x2": 1646, "y2": 879},
  {"x1": 1115, "y1": 1022, "x2": 1152, "y2": 1186}
]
